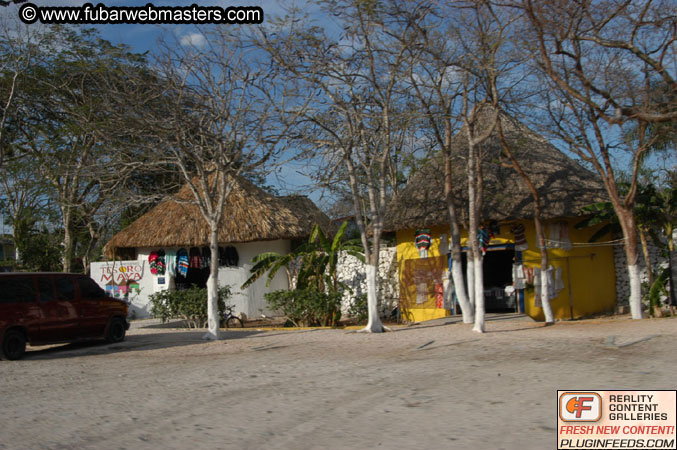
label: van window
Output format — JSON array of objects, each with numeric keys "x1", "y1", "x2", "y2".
[
  {"x1": 0, "y1": 277, "x2": 36, "y2": 303},
  {"x1": 37, "y1": 277, "x2": 55, "y2": 302},
  {"x1": 78, "y1": 277, "x2": 104, "y2": 299},
  {"x1": 54, "y1": 277, "x2": 76, "y2": 302}
]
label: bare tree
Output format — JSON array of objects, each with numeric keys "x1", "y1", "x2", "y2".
[
  {"x1": 120, "y1": 27, "x2": 307, "y2": 340},
  {"x1": 521, "y1": 0, "x2": 675, "y2": 318},
  {"x1": 260, "y1": 1, "x2": 417, "y2": 332},
  {"x1": 496, "y1": 116, "x2": 555, "y2": 324},
  {"x1": 396, "y1": 1, "x2": 475, "y2": 324}
]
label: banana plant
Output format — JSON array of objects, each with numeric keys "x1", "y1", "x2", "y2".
[{"x1": 242, "y1": 221, "x2": 364, "y2": 294}]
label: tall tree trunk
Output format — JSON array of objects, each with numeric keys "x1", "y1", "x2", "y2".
[
  {"x1": 535, "y1": 217, "x2": 554, "y2": 323},
  {"x1": 638, "y1": 228, "x2": 653, "y2": 287},
  {"x1": 62, "y1": 208, "x2": 72, "y2": 273},
  {"x1": 444, "y1": 127, "x2": 473, "y2": 323},
  {"x1": 467, "y1": 138, "x2": 485, "y2": 333},
  {"x1": 203, "y1": 223, "x2": 222, "y2": 340},
  {"x1": 617, "y1": 210, "x2": 643, "y2": 319},
  {"x1": 466, "y1": 255, "x2": 475, "y2": 308},
  {"x1": 364, "y1": 261, "x2": 384, "y2": 332}
]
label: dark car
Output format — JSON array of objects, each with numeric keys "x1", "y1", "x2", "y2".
[{"x1": 0, "y1": 273, "x2": 129, "y2": 360}]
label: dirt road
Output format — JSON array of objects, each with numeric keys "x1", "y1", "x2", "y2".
[{"x1": 1, "y1": 314, "x2": 675, "y2": 449}]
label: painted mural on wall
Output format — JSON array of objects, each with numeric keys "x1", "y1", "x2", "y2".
[{"x1": 91, "y1": 260, "x2": 145, "y2": 301}]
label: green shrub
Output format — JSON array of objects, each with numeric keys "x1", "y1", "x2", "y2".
[
  {"x1": 347, "y1": 293, "x2": 369, "y2": 324},
  {"x1": 264, "y1": 288, "x2": 342, "y2": 327},
  {"x1": 149, "y1": 286, "x2": 231, "y2": 328}
]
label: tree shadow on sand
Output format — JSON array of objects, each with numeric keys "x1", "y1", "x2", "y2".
[{"x1": 22, "y1": 329, "x2": 264, "y2": 361}]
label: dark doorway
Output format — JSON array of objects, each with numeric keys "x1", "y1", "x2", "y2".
[
  {"x1": 458, "y1": 247, "x2": 516, "y2": 313},
  {"x1": 175, "y1": 267, "x2": 210, "y2": 290}
]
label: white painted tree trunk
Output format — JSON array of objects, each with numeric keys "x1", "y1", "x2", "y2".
[
  {"x1": 203, "y1": 226, "x2": 221, "y2": 340},
  {"x1": 363, "y1": 264, "x2": 384, "y2": 332},
  {"x1": 467, "y1": 259, "x2": 475, "y2": 308},
  {"x1": 472, "y1": 254, "x2": 485, "y2": 333},
  {"x1": 451, "y1": 261, "x2": 473, "y2": 323},
  {"x1": 541, "y1": 269, "x2": 554, "y2": 324},
  {"x1": 628, "y1": 263, "x2": 642, "y2": 319}
]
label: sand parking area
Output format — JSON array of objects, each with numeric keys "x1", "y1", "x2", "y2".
[{"x1": 1, "y1": 314, "x2": 675, "y2": 449}]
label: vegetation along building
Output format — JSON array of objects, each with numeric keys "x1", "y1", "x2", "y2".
[
  {"x1": 384, "y1": 115, "x2": 618, "y2": 323},
  {"x1": 99, "y1": 176, "x2": 331, "y2": 319}
]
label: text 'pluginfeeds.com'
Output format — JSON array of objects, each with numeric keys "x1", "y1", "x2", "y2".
[{"x1": 18, "y1": 3, "x2": 264, "y2": 25}]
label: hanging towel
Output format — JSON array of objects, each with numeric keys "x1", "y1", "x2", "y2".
[
  {"x1": 165, "y1": 250, "x2": 177, "y2": 277},
  {"x1": 177, "y1": 248, "x2": 189, "y2": 277}
]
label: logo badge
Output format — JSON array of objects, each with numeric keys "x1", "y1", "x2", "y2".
[{"x1": 559, "y1": 392, "x2": 602, "y2": 422}]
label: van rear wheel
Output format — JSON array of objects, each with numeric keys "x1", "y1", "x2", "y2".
[
  {"x1": 1, "y1": 330, "x2": 26, "y2": 360},
  {"x1": 106, "y1": 318, "x2": 126, "y2": 343}
]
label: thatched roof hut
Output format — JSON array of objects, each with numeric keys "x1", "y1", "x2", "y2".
[
  {"x1": 105, "y1": 175, "x2": 331, "y2": 257},
  {"x1": 384, "y1": 112, "x2": 607, "y2": 231}
]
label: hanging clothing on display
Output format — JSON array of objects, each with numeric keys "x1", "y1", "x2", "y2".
[
  {"x1": 510, "y1": 223, "x2": 529, "y2": 251},
  {"x1": 155, "y1": 250, "x2": 166, "y2": 276},
  {"x1": 415, "y1": 229, "x2": 432, "y2": 258},
  {"x1": 148, "y1": 251, "x2": 159, "y2": 275},
  {"x1": 177, "y1": 248, "x2": 189, "y2": 277},
  {"x1": 478, "y1": 226, "x2": 490, "y2": 255},
  {"x1": 165, "y1": 250, "x2": 177, "y2": 277},
  {"x1": 512, "y1": 263, "x2": 526, "y2": 290}
]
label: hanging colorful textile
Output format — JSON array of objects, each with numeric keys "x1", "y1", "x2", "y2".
[
  {"x1": 155, "y1": 249, "x2": 166, "y2": 276},
  {"x1": 478, "y1": 226, "x2": 490, "y2": 255},
  {"x1": 148, "y1": 251, "x2": 159, "y2": 275},
  {"x1": 177, "y1": 248, "x2": 189, "y2": 277},
  {"x1": 415, "y1": 228, "x2": 432, "y2": 258},
  {"x1": 510, "y1": 223, "x2": 529, "y2": 251}
]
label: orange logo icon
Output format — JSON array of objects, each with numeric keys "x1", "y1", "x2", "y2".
[{"x1": 559, "y1": 392, "x2": 602, "y2": 422}]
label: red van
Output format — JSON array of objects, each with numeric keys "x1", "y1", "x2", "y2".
[{"x1": 0, "y1": 273, "x2": 129, "y2": 360}]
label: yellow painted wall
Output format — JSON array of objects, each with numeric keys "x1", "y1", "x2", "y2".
[{"x1": 396, "y1": 218, "x2": 617, "y2": 322}]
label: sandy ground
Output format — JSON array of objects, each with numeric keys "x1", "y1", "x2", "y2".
[{"x1": 1, "y1": 313, "x2": 676, "y2": 450}]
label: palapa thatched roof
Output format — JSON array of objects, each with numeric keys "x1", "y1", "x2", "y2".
[
  {"x1": 104, "y1": 175, "x2": 331, "y2": 257},
  {"x1": 384, "y1": 111, "x2": 607, "y2": 231}
]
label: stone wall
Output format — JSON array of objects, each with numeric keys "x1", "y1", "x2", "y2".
[
  {"x1": 336, "y1": 247, "x2": 399, "y2": 317},
  {"x1": 614, "y1": 236, "x2": 670, "y2": 308}
]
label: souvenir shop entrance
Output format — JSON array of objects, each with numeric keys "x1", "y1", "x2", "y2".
[{"x1": 457, "y1": 245, "x2": 518, "y2": 313}]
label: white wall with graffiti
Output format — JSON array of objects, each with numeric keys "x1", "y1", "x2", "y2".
[{"x1": 90, "y1": 239, "x2": 291, "y2": 320}]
